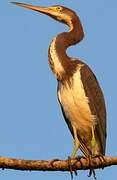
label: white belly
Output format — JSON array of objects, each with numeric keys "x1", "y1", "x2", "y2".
[{"x1": 58, "y1": 66, "x2": 96, "y2": 132}]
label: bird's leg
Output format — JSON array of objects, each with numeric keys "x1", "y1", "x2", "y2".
[
  {"x1": 90, "y1": 126, "x2": 105, "y2": 170},
  {"x1": 68, "y1": 126, "x2": 80, "y2": 178},
  {"x1": 91, "y1": 126, "x2": 96, "y2": 149},
  {"x1": 72, "y1": 126, "x2": 80, "y2": 158},
  {"x1": 88, "y1": 126, "x2": 97, "y2": 179}
]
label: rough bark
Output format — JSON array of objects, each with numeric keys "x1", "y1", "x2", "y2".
[{"x1": 0, "y1": 156, "x2": 116, "y2": 172}]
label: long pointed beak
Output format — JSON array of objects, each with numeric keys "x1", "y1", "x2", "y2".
[{"x1": 11, "y1": 2, "x2": 53, "y2": 15}]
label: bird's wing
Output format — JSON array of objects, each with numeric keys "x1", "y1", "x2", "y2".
[{"x1": 80, "y1": 64, "x2": 107, "y2": 155}]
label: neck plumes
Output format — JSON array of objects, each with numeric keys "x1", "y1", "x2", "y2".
[{"x1": 48, "y1": 15, "x2": 84, "y2": 81}]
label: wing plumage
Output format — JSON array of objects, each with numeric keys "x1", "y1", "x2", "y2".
[{"x1": 80, "y1": 65, "x2": 107, "y2": 155}]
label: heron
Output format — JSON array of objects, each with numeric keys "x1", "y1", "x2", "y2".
[{"x1": 11, "y1": 2, "x2": 107, "y2": 178}]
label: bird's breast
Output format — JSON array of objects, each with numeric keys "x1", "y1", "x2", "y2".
[{"x1": 58, "y1": 65, "x2": 96, "y2": 131}]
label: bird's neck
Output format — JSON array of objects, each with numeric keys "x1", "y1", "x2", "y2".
[{"x1": 48, "y1": 16, "x2": 84, "y2": 81}]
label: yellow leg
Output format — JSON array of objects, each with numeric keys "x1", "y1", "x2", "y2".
[
  {"x1": 91, "y1": 126, "x2": 98, "y2": 155},
  {"x1": 91, "y1": 126, "x2": 96, "y2": 147},
  {"x1": 71, "y1": 126, "x2": 80, "y2": 158}
]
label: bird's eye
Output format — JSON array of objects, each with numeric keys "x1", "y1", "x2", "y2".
[{"x1": 56, "y1": 7, "x2": 62, "y2": 11}]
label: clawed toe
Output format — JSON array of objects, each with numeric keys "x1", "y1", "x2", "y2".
[
  {"x1": 68, "y1": 156, "x2": 74, "y2": 179},
  {"x1": 87, "y1": 155, "x2": 105, "y2": 179},
  {"x1": 88, "y1": 169, "x2": 96, "y2": 179},
  {"x1": 68, "y1": 155, "x2": 85, "y2": 178},
  {"x1": 86, "y1": 156, "x2": 97, "y2": 179},
  {"x1": 94, "y1": 155, "x2": 105, "y2": 169}
]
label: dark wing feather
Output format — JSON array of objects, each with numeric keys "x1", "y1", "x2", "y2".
[{"x1": 80, "y1": 65, "x2": 107, "y2": 155}]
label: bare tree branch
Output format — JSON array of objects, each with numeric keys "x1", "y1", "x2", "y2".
[{"x1": 0, "y1": 156, "x2": 116, "y2": 172}]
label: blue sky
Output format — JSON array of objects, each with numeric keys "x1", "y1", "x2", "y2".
[{"x1": 0, "y1": 0, "x2": 117, "y2": 179}]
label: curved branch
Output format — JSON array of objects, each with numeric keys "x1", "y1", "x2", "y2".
[{"x1": 0, "y1": 156, "x2": 116, "y2": 172}]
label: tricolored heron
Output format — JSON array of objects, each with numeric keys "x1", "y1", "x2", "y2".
[{"x1": 11, "y1": 2, "x2": 107, "y2": 177}]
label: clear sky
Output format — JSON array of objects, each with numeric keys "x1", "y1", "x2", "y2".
[{"x1": 0, "y1": 0, "x2": 117, "y2": 179}]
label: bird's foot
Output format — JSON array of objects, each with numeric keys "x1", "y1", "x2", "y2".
[
  {"x1": 93, "y1": 154, "x2": 105, "y2": 169},
  {"x1": 68, "y1": 156, "x2": 77, "y2": 179},
  {"x1": 86, "y1": 156, "x2": 97, "y2": 179},
  {"x1": 87, "y1": 155, "x2": 105, "y2": 179},
  {"x1": 68, "y1": 155, "x2": 85, "y2": 179},
  {"x1": 75, "y1": 155, "x2": 85, "y2": 168}
]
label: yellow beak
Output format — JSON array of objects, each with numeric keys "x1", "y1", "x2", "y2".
[{"x1": 11, "y1": 2, "x2": 54, "y2": 16}]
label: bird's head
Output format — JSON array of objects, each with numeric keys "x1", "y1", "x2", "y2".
[{"x1": 11, "y1": 2, "x2": 78, "y2": 26}]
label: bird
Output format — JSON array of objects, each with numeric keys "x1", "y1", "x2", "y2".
[{"x1": 11, "y1": 2, "x2": 107, "y2": 178}]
